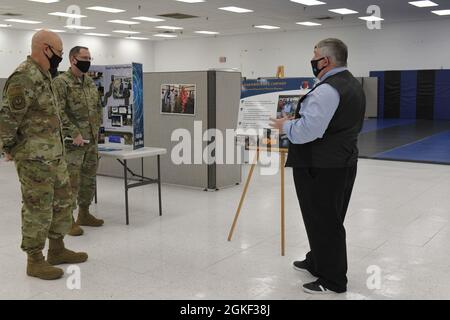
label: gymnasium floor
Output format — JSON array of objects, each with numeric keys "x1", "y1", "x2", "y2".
[
  {"x1": 1, "y1": 118, "x2": 450, "y2": 300},
  {"x1": 359, "y1": 119, "x2": 450, "y2": 165}
]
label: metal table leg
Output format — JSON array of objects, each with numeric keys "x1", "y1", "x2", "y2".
[
  {"x1": 124, "y1": 159, "x2": 129, "y2": 225},
  {"x1": 141, "y1": 157, "x2": 144, "y2": 182},
  {"x1": 157, "y1": 155, "x2": 162, "y2": 216}
]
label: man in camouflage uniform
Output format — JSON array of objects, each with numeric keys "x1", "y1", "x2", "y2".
[
  {"x1": 0, "y1": 30, "x2": 88, "y2": 280},
  {"x1": 54, "y1": 46, "x2": 104, "y2": 237}
]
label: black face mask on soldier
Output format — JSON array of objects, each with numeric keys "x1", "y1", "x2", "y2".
[
  {"x1": 45, "y1": 45, "x2": 63, "y2": 72},
  {"x1": 311, "y1": 57, "x2": 327, "y2": 78},
  {"x1": 49, "y1": 68, "x2": 59, "y2": 78},
  {"x1": 74, "y1": 58, "x2": 91, "y2": 74}
]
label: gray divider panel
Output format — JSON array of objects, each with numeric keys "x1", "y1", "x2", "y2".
[
  {"x1": 215, "y1": 71, "x2": 242, "y2": 189},
  {"x1": 144, "y1": 71, "x2": 209, "y2": 188},
  {"x1": 97, "y1": 71, "x2": 242, "y2": 189},
  {"x1": 356, "y1": 77, "x2": 378, "y2": 118}
]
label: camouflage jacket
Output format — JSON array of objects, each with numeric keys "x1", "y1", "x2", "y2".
[
  {"x1": 53, "y1": 69, "x2": 102, "y2": 142},
  {"x1": 0, "y1": 56, "x2": 64, "y2": 161}
]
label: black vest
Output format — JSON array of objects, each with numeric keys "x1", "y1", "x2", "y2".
[{"x1": 285, "y1": 70, "x2": 366, "y2": 168}]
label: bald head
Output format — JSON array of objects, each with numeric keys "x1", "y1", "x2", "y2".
[{"x1": 30, "y1": 30, "x2": 63, "y2": 72}]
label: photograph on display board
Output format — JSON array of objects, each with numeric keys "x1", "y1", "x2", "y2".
[
  {"x1": 161, "y1": 84, "x2": 196, "y2": 116},
  {"x1": 112, "y1": 76, "x2": 132, "y2": 99},
  {"x1": 277, "y1": 94, "x2": 304, "y2": 149},
  {"x1": 277, "y1": 95, "x2": 301, "y2": 119}
]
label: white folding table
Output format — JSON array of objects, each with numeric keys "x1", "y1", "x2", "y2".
[{"x1": 97, "y1": 144, "x2": 167, "y2": 225}]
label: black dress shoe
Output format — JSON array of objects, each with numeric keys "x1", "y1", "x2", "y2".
[
  {"x1": 302, "y1": 280, "x2": 341, "y2": 295},
  {"x1": 292, "y1": 260, "x2": 317, "y2": 277}
]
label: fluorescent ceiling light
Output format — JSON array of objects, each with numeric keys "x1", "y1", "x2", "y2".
[
  {"x1": 113, "y1": 30, "x2": 141, "y2": 34},
  {"x1": 358, "y1": 16, "x2": 384, "y2": 21},
  {"x1": 126, "y1": 36, "x2": 149, "y2": 40},
  {"x1": 154, "y1": 33, "x2": 178, "y2": 38},
  {"x1": 28, "y1": 0, "x2": 59, "y2": 3},
  {"x1": 49, "y1": 12, "x2": 86, "y2": 19},
  {"x1": 254, "y1": 25, "x2": 280, "y2": 30},
  {"x1": 132, "y1": 16, "x2": 165, "y2": 22},
  {"x1": 0, "y1": 24, "x2": 12, "y2": 27},
  {"x1": 108, "y1": 20, "x2": 140, "y2": 25},
  {"x1": 290, "y1": 0, "x2": 326, "y2": 6},
  {"x1": 65, "y1": 25, "x2": 96, "y2": 30},
  {"x1": 87, "y1": 6, "x2": 126, "y2": 13},
  {"x1": 329, "y1": 8, "x2": 358, "y2": 15},
  {"x1": 409, "y1": 1, "x2": 438, "y2": 7},
  {"x1": 84, "y1": 33, "x2": 111, "y2": 37},
  {"x1": 35, "y1": 28, "x2": 65, "y2": 33},
  {"x1": 296, "y1": 21, "x2": 321, "y2": 26},
  {"x1": 5, "y1": 19, "x2": 42, "y2": 24},
  {"x1": 195, "y1": 30, "x2": 220, "y2": 34},
  {"x1": 156, "y1": 26, "x2": 183, "y2": 30},
  {"x1": 176, "y1": 0, "x2": 205, "y2": 3},
  {"x1": 432, "y1": 9, "x2": 450, "y2": 15},
  {"x1": 218, "y1": 6, "x2": 254, "y2": 13}
]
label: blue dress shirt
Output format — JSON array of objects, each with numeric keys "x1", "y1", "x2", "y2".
[{"x1": 283, "y1": 67, "x2": 347, "y2": 144}]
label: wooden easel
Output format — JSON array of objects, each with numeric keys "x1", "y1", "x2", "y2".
[{"x1": 227, "y1": 146, "x2": 288, "y2": 256}]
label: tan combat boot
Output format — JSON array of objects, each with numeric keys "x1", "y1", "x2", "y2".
[
  {"x1": 47, "y1": 238, "x2": 88, "y2": 265},
  {"x1": 27, "y1": 251, "x2": 64, "y2": 280},
  {"x1": 76, "y1": 206, "x2": 104, "y2": 227},
  {"x1": 68, "y1": 215, "x2": 84, "y2": 236}
]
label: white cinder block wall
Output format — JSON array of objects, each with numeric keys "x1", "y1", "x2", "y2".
[
  {"x1": 153, "y1": 19, "x2": 450, "y2": 78},
  {"x1": 0, "y1": 29, "x2": 155, "y2": 78},
  {"x1": 1, "y1": 18, "x2": 449, "y2": 79}
]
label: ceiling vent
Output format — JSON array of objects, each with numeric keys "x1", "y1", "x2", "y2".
[
  {"x1": 157, "y1": 13, "x2": 198, "y2": 19},
  {"x1": 0, "y1": 12, "x2": 23, "y2": 17},
  {"x1": 314, "y1": 16, "x2": 334, "y2": 20}
]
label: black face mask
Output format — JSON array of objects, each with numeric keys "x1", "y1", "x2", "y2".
[
  {"x1": 311, "y1": 57, "x2": 327, "y2": 78},
  {"x1": 49, "y1": 68, "x2": 59, "y2": 78},
  {"x1": 74, "y1": 58, "x2": 91, "y2": 74},
  {"x1": 45, "y1": 46, "x2": 63, "y2": 72}
]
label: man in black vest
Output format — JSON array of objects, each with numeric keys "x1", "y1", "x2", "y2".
[{"x1": 271, "y1": 38, "x2": 366, "y2": 294}]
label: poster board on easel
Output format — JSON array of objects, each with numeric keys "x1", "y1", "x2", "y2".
[
  {"x1": 236, "y1": 77, "x2": 315, "y2": 151},
  {"x1": 230, "y1": 77, "x2": 315, "y2": 255}
]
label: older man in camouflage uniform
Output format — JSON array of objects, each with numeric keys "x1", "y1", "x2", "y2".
[
  {"x1": 54, "y1": 46, "x2": 104, "y2": 237},
  {"x1": 0, "y1": 30, "x2": 88, "y2": 280}
]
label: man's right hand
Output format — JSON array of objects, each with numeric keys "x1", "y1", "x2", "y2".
[
  {"x1": 4, "y1": 153, "x2": 13, "y2": 161},
  {"x1": 73, "y1": 134, "x2": 85, "y2": 146}
]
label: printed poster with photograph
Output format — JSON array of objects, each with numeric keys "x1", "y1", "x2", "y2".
[
  {"x1": 161, "y1": 84, "x2": 196, "y2": 116},
  {"x1": 237, "y1": 77, "x2": 315, "y2": 149}
]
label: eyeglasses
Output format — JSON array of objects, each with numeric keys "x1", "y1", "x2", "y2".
[
  {"x1": 45, "y1": 43, "x2": 63, "y2": 57},
  {"x1": 75, "y1": 56, "x2": 93, "y2": 62}
]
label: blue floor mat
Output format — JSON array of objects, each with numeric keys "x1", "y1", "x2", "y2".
[
  {"x1": 373, "y1": 130, "x2": 450, "y2": 164},
  {"x1": 360, "y1": 119, "x2": 416, "y2": 134}
]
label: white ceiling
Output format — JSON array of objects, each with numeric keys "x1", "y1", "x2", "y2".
[{"x1": 1, "y1": 0, "x2": 450, "y2": 40}]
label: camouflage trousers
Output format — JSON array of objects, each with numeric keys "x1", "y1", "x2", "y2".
[
  {"x1": 65, "y1": 142, "x2": 98, "y2": 210},
  {"x1": 15, "y1": 158, "x2": 72, "y2": 254}
]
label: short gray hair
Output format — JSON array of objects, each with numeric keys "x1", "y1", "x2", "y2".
[{"x1": 315, "y1": 38, "x2": 348, "y2": 67}]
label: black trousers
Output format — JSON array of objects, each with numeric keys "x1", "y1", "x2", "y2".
[{"x1": 293, "y1": 165, "x2": 357, "y2": 292}]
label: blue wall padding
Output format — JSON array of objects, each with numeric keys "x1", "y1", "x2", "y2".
[{"x1": 400, "y1": 71, "x2": 417, "y2": 119}]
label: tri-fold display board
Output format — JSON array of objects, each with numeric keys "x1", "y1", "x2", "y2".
[{"x1": 89, "y1": 63, "x2": 144, "y2": 149}]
